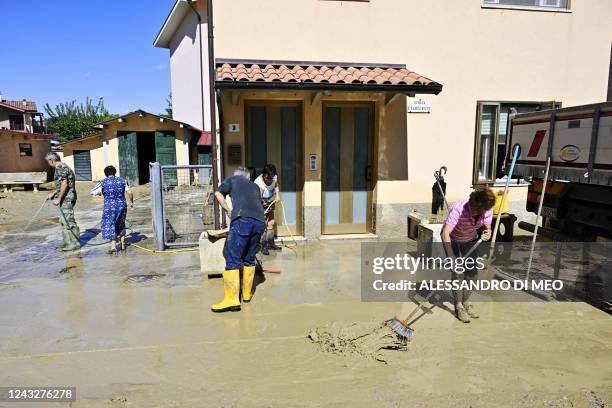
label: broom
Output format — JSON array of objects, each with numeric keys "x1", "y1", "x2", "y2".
[{"x1": 386, "y1": 239, "x2": 484, "y2": 340}]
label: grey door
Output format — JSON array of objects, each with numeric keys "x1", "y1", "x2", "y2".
[
  {"x1": 322, "y1": 104, "x2": 373, "y2": 234},
  {"x1": 73, "y1": 150, "x2": 92, "y2": 181},
  {"x1": 246, "y1": 103, "x2": 302, "y2": 235}
]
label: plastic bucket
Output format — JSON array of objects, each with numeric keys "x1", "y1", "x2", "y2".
[{"x1": 493, "y1": 189, "x2": 509, "y2": 215}]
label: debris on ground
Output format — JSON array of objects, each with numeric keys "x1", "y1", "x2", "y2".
[
  {"x1": 307, "y1": 321, "x2": 407, "y2": 363},
  {"x1": 125, "y1": 274, "x2": 166, "y2": 284},
  {"x1": 59, "y1": 265, "x2": 76, "y2": 274},
  {"x1": 108, "y1": 395, "x2": 128, "y2": 406},
  {"x1": 583, "y1": 389, "x2": 606, "y2": 408}
]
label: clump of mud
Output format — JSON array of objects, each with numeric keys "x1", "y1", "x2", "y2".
[
  {"x1": 59, "y1": 265, "x2": 76, "y2": 274},
  {"x1": 582, "y1": 389, "x2": 606, "y2": 408},
  {"x1": 125, "y1": 273, "x2": 166, "y2": 283},
  {"x1": 307, "y1": 321, "x2": 407, "y2": 363}
]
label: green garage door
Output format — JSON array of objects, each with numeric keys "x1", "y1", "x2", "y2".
[
  {"x1": 155, "y1": 131, "x2": 177, "y2": 185},
  {"x1": 118, "y1": 131, "x2": 138, "y2": 186}
]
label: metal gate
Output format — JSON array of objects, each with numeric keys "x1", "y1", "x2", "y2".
[{"x1": 150, "y1": 162, "x2": 214, "y2": 249}]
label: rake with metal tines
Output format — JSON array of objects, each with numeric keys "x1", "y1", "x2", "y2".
[{"x1": 386, "y1": 238, "x2": 484, "y2": 341}]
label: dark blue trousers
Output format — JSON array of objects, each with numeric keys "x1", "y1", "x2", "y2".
[{"x1": 225, "y1": 217, "x2": 266, "y2": 270}]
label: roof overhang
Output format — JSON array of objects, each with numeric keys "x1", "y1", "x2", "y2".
[
  {"x1": 216, "y1": 81, "x2": 442, "y2": 95},
  {"x1": 59, "y1": 132, "x2": 103, "y2": 146},
  {"x1": 153, "y1": 0, "x2": 196, "y2": 49},
  {"x1": 91, "y1": 109, "x2": 201, "y2": 132},
  {"x1": 197, "y1": 131, "x2": 212, "y2": 146},
  {"x1": 215, "y1": 59, "x2": 443, "y2": 95},
  {"x1": 0, "y1": 102, "x2": 26, "y2": 113},
  {"x1": 0, "y1": 129, "x2": 52, "y2": 139}
]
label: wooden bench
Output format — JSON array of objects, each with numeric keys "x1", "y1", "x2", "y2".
[{"x1": 0, "y1": 172, "x2": 48, "y2": 192}]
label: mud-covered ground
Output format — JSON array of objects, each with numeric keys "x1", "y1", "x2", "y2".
[{"x1": 0, "y1": 184, "x2": 611, "y2": 407}]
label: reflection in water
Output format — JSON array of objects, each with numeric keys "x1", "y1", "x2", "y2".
[{"x1": 62, "y1": 254, "x2": 86, "y2": 331}]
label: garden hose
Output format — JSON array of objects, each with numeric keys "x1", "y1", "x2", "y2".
[
  {"x1": 57, "y1": 205, "x2": 197, "y2": 254},
  {"x1": 58, "y1": 205, "x2": 132, "y2": 247},
  {"x1": 23, "y1": 199, "x2": 50, "y2": 232},
  {"x1": 278, "y1": 201, "x2": 298, "y2": 249},
  {"x1": 128, "y1": 243, "x2": 198, "y2": 254},
  {"x1": 259, "y1": 198, "x2": 298, "y2": 253}
]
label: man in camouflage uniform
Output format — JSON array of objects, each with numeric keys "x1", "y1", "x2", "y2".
[{"x1": 46, "y1": 152, "x2": 80, "y2": 251}]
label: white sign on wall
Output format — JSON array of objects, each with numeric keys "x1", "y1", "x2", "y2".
[
  {"x1": 229, "y1": 123, "x2": 240, "y2": 132},
  {"x1": 408, "y1": 98, "x2": 432, "y2": 113}
]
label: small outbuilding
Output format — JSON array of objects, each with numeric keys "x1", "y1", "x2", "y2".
[{"x1": 60, "y1": 110, "x2": 206, "y2": 185}]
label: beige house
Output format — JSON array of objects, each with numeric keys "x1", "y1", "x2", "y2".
[
  {"x1": 0, "y1": 97, "x2": 45, "y2": 134},
  {"x1": 0, "y1": 97, "x2": 52, "y2": 189},
  {"x1": 0, "y1": 129, "x2": 51, "y2": 173},
  {"x1": 60, "y1": 110, "x2": 204, "y2": 184},
  {"x1": 154, "y1": 0, "x2": 612, "y2": 238}
]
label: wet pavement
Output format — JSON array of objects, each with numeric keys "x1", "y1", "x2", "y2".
[{"x1": 1, "y1": 188, "x2": 612, "y2": 407}]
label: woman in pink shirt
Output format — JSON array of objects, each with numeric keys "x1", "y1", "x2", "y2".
[{"x1": 441, "y1": 188, "x2": 496, "y2": 323}]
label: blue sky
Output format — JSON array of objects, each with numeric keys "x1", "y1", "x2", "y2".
[{"x1": 0, "y1": 0, "x2": 174, "y2": 115}]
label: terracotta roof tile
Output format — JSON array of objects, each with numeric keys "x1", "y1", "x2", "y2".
[
  {"x1": 215, "y1": 61, "x2": 441, "y2": 93},
  {"x1": 0, "y1": 100, "x2": 38, "y2": 112},
  {"x1": 252, "y1": 72, "x2": 265, "y2": 81}
]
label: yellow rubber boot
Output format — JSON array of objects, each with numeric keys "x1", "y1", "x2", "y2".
[
  {"x1": 242, "y1": 265, "x2": 256, "y2": 303},
  {"x1": 211, "y1": 270, "x2": 241, "y2": 313}
]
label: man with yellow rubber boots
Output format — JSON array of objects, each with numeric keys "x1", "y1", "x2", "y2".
[{"x1": 212, "y1": 167, "x2": 266, "y2": 312}]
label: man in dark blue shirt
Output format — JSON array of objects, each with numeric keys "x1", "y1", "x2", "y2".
[{"x1": 212, "y1": 167, "x2": 266, "y2": 312}]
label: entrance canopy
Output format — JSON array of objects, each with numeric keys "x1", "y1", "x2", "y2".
[{"x1": 216, "y1": 59, "x2": 442, "y2": 95}]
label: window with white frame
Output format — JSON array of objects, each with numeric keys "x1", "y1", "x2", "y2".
[
  {"x1": 473, "y1": 101, "x2": 561, "y2": 185},
  {"x1": 483, "y1": 0, "x2": 569, "y2": 10}
]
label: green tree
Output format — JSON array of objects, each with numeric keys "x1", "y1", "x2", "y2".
[
  {"x1": 44, "y1": 97, "x2": 118, "y2": 142},
  {"x1": 160, "y1": 93, "x2": 173, "y2": 119}
]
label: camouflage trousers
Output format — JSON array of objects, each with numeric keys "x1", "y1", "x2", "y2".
[{"x1": 59, "y1": 198, "x2": 78, "y2": 230}]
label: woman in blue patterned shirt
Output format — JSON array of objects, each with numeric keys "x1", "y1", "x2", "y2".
[{"x1": 96, "y1": 166, "x2": 133, "y2": 254}]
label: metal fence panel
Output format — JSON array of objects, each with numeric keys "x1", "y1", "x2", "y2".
[{"x1": 150, "y1": 163, "x2": 214, "y2": 248}]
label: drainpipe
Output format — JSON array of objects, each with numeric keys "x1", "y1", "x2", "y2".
[
  {"x1": 187, "y1": 0, "x2": 220, "y2": 229},
  {"x1": 216, "y1": 88, "x2": 226, "y2": 228}
]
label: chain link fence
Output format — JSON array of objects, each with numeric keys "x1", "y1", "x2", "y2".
[{"x1": 150, "y1": 163, "x2": 214, "y2": 248}]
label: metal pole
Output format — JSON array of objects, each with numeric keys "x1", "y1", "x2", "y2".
[
  {"x1": 434, "y1": 170, "x2": 450, "y2": 210},
  {"x1": 187, "y1": 0, "x2": 220, "y2": 229},
  {"x1": 151, "y1": 162, "x2": 165, "y2": 250},
  {"x1": 489, "y1": 144, "x2": 519, "y2": 258},
  {"x1": 206, "y1": 0, "x2": 221, "y2": 229},
  {"x1": 526, "y1": 157, "x2": 551, "y2": 281}
]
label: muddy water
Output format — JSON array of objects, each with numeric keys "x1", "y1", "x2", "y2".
[{"x1": 1, "y1": 190, "x2": 612, "y2": 406}]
